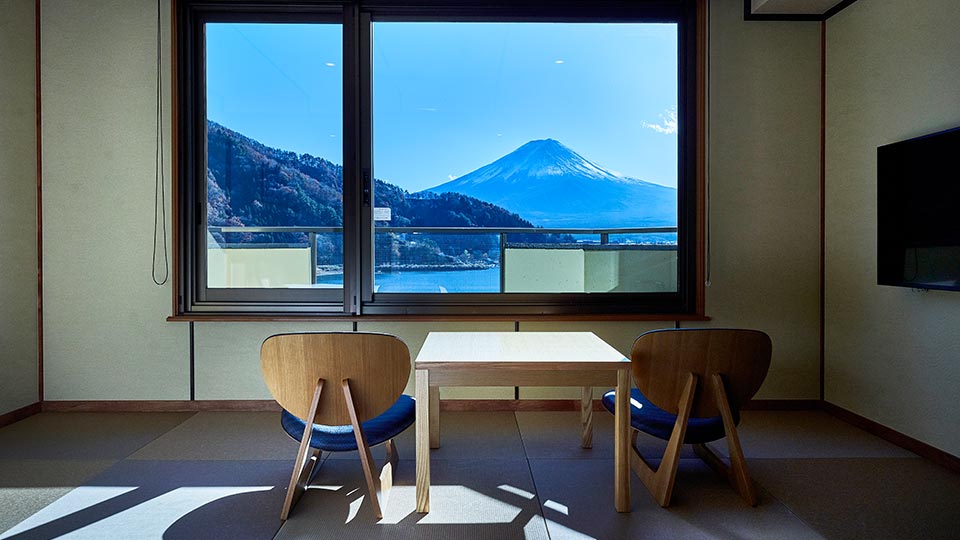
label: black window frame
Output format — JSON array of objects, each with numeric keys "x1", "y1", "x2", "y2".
[{"x1": 175, "y1": 0, "x2": 700, "y2": 317}]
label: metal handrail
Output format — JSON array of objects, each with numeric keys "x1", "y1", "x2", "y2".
[{"x1": 209, "y1": 225, "x2": 677, "y2": 234}]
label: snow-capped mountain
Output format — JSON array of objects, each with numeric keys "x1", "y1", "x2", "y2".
[{"x1": 420, "y1": 139, "x2": 677, "y2": 228}]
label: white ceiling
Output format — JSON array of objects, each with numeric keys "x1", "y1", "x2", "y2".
[{"x1": 751, "y1": 0, "x2": 846, "y2": 15}]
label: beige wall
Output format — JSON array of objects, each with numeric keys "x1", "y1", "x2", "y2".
[
  {"x1": 41, "y1": 0, "x2": 188, "y2": 399},
  {"x1": 0, "y1": 0, "x2": 40, "y2": 415},
  {"x1": 0, "y1": 0, "x2": 39, "y2": 414},
  {"x1": 698, "y1": 0, "x2": 822, "y2": 399},
  {"x1": 825, "y1": 0, "x2": 960, "y2": 456},
  {"x1": 38, "y1": 0, "x2": 822, "y2": 403}
]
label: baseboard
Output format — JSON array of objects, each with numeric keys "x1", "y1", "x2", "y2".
[
  {"x1": 40, "y1": 399, "x2": 598, "y2": 413},
  {"x1": 440, "y1": 398, "x2": 819, "y2": 412},
  {"x1": 37, "y1": 398, "x2": 820, "y2": 414},
  {"x1": 742, "y1": 399, "x2": 820, "y2": 410},
  {"x1": 820, "y1": 401, "x2": 960, "y2": 474},
  {"x1": 41, "y1": 400, "x2": 279, "y2": 413},
  {"x1": 440, "y1": 399, "x2": 606, "y2": 412},
  {"x1": 0, "y1": 402, "x2": 42, "y2": 428}
]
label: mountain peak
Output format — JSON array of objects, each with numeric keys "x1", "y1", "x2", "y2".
[
  {"x1": 520, "y1": 138, "x2": 564, "y2": 147},
  {"x1": 512, "y1": 138, "x2": 577, "y2": 159},
  {"x1": 419, "y1": 138, "x2": 676, "y2": 227}
]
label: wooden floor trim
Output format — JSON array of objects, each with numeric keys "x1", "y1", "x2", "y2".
[
  {"x1": 42, "y1": 400, "x2": 280, "y2": 413},
  {"x1": 741, "y1": 399, "x2": 820, "y2": 411},
  {"x1": 0, "y1": 402, "x2": 42, "y2": 428},
  {"x1": 37, "y1": 398, "x2": 818, "y2": 414},
  {"x1": 821, "y1": 401, "x2": 960, "y2": 474},
  {"x1": 441, "y1": 399, "x2": 605, "y2": 412}
]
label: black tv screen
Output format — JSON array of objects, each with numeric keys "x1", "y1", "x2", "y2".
[{"x1": 878, "y1": 126, "x2": 960, "y2": 291}]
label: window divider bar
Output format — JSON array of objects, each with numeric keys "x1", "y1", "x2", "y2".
[
  {"x1": 343, "y1": 3, "x2": 364, "y2": 314},
  {"x1": 357, "y1": 10, "x2": 374, "y2": 311}
]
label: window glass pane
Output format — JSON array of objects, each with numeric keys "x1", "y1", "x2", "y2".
[
  {"x1": 205, "y1": 23, "x2": 343, "y2": 289},
  {"x1": 372, "y1": 22, "x2": 678, "y2": 294}
]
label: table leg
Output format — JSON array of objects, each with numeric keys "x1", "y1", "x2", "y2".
[
  {"x1": 581, "y1": 386, "x2": 593, "y2": 449},
  {"x1": 614, "y1": 368, "x2": 631, "y2": 512},
  {"x1": 429, "y1": 385, "x2": 440, "y2": 449},
  {"x1": 415, "y1": 369, "x2": 431, "y2": 513}
]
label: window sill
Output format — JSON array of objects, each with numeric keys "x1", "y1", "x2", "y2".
[{"x1": 166, "y1": 313, "x2": 710, "y2": 323}]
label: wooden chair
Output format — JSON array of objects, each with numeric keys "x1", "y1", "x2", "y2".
[
  {"x1": 602, "y1": 328, "x2": 772, "y2": 507},
  {"x1": 260, "y1": 332, "x2": 415, "y2": 521}
]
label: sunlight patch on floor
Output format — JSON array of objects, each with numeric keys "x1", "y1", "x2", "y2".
[
  {"x1": 498, "y1": 484, "x2": 536, "y2": 500},
  {"x1": 1, "y1": 486, "x2": 273, "y2": 540},
  {"x1": 376, "y1": 485, "x2": 524, "y2": 525},
  {"x1": 0, "y1": 486, "x2": 137, "y2": 539},
  {"x1": 543, "y1": 499, "x2": 569, "y2": 515}
]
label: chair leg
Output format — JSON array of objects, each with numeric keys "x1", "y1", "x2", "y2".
[
  {"x1": 629, "y1": 372, "x2": 697, "y2": 507},
  {"x1": 281, "y1": 378, "x2": 325, "y2": 521},
  {"x1": 342, "y1": 379, "x2": 384, "y2": 520},
  {"x1": 710, "y1": 373, "x2": 757, "y2": 506}
]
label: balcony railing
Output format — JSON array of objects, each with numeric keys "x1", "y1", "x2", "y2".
[{"x1": 207, "y1": 225, "x2": 678, "y2": 292}]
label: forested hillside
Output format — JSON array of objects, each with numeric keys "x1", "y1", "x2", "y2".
[{"x1": 205, "y1": 121, "x2": 559, "y2": 268}]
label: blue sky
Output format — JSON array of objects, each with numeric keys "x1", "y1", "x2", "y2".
[{"x1": 206, "y1": 22, "x2": 678, "y2": 191}]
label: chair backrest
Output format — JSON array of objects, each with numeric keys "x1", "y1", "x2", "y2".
[
  {"x1": 260, "y1": 332, "x2": 411, "y2": 425},
  {"x1": 631, "y1": 328, "x2": 772, "y2": 418}
]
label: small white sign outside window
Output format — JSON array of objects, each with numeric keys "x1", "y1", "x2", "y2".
[{"x1": 373, "y1": 207, "x2": 392, "y2": 221}]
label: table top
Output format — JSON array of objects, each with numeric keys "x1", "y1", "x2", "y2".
[{"x1": 415, "y1": 332, "x2": 630, "y2": 370}]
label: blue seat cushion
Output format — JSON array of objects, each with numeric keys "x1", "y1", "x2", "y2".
[
  {"x1": 280, "y1": 394, "x2": 415, "y2": 452},
  {"x1": 602, "y1": 388, "x2": 738, "y2": 444}
]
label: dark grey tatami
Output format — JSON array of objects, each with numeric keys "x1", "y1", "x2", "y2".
[
  {"x1": 1, "y1": 409, "x2": 959, "y2": 540},
  {"x1": 0, "y1": 412, "x2": 193, "y2": 460},
  {"x1": 705, "y1": 410, "x2": 918, "y2": 459},
  {"x1": 530, "y1": 458, "x2": 824, "y2": 540},
  {"x1": 749, "y1": 457, "x2": 960, "y2": 540},
  {"x1": 128, "y1": 411, "x2": 300, "y2": 461},
  {"x1": 516, "y1": 410, "x2": 699, "y2": 460}
]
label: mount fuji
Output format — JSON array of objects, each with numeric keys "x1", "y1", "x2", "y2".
[{"x1": 419, "y1": 139, "x2": 677, "y2": 228}]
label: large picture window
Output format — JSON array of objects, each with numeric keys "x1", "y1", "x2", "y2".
[{"x1": 175, "y1": 1, "x2": 700, "y2": 316}]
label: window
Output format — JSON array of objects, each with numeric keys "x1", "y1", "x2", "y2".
[{"x1": 175, "y1": 1, "x2": 701, "y2": 316}]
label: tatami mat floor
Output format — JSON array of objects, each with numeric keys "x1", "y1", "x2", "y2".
[{"x1": 1, "y1": 409, "x2": 958, "y2": 539}]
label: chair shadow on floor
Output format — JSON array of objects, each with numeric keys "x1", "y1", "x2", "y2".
[
  {"x1": 266, "y1": 457, "x2": 556, "y2": 540},
  {"x1": 0, "y1": 449, "x2": 795, "y2": 540}
]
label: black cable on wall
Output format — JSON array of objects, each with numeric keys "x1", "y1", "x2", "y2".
[{"x1": 152, "y1": 0, "x2": 169, "y2": 286}]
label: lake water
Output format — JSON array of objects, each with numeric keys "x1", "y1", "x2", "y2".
[{"x1": 316, "y1": 267, "x2": 501, "y2": 293}]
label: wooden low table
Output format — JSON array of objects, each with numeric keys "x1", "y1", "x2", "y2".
[{"x1": 414, "y1": 331, "x2": 633, "y2": 513}]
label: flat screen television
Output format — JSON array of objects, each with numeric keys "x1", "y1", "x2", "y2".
[{"x1": 877, "y1": 126, "x2": 960, "y2": 292}]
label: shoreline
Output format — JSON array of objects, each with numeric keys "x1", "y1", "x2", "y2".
[{"x1": 316, "y1": 264, "x2": 497, "y2": 276}]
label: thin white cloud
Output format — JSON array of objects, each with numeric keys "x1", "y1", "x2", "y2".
[
  {"x1": 554, "y1": 59, "x2": 565, "y2": 64},
  {"x1": 642, "y1": 109, "x2": 678, "y2": 135},
  {"x1": 418, "y1": 107, "x2": 438, "y2": 112}
]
